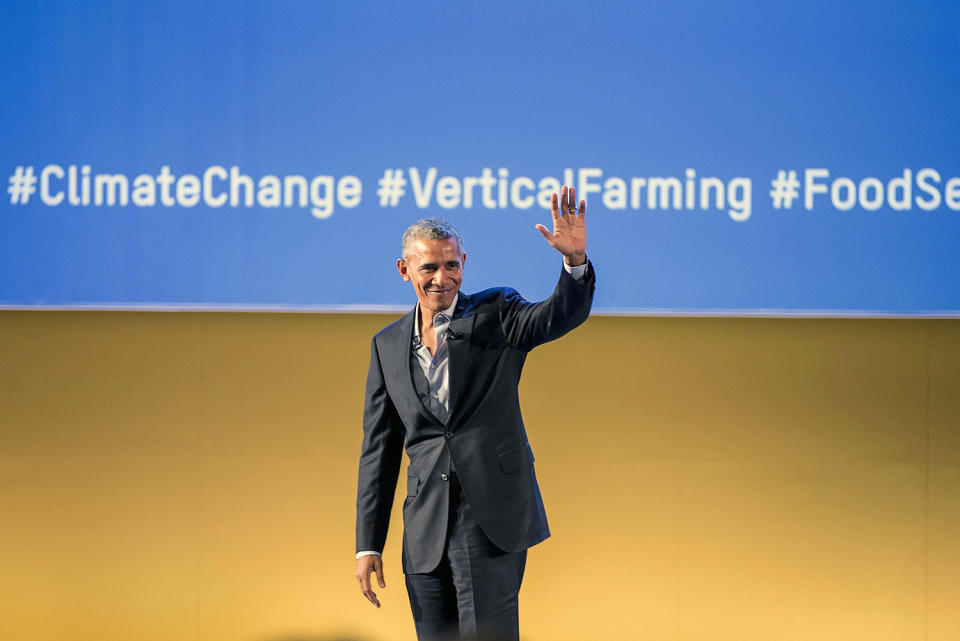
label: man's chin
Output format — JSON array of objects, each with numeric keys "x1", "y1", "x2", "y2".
[{"x1": 422, "y1": 291, "x2": 454, "y2": 311}]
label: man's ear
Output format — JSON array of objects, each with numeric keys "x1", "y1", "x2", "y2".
[{"x1": 397, "y1": 258, "x2": 410, "y2": 282}]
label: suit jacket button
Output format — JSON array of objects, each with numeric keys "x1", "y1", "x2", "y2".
[
  {"x1": 444, "y1": 431, "x2": 453, "y2": 438},
  {"x1": 441, "y1": 473, "x2": 449, "y2": 481}
]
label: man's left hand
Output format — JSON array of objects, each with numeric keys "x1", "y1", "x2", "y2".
[{"x1": 536, "y1": 185, "x2": 587, "y2": 266}]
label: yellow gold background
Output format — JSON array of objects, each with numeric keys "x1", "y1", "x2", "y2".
[{"x1": 1, "y1": 311, "x2": 958, "y2": 641}]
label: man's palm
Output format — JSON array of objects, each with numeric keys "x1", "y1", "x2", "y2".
[{"x1": 536, "y1": 185, "x2": 586, "y2": 263}]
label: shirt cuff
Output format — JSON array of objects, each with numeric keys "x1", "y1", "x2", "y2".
[
  {"x1": 563, "y1": 257, "x2": 588, "y2": 281},
  {"x1": 356, "y1": 550, "x2": 381, "y2": 559}
]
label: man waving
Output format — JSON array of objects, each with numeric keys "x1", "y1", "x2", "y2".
[{"x1": 355, "y1": 186, "x2": 594, "y2": 641}]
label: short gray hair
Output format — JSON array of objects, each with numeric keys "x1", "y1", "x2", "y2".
[{"x1": 401, "y1": 218, "x2": 465, "y2": 260}]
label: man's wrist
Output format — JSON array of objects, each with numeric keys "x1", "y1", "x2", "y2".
[
  {"x1": 563, "y1": 252, "x2": 587, "y2": 267},
  {"x1": 562, "y1": 254, "x2": 588, "y2": 281},
  {"x1": 356, "y1": 550, "x2": 381, "y2": 559}
]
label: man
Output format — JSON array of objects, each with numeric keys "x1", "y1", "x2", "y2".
[{"x1": 355, "y1": 186, "x2": 594, "y2": 641}]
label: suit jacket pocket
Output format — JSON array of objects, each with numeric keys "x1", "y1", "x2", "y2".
[
  {"x1": 498, "y1": 443, "x2": 535, "y2": 474},
  {"x1": 407, "y1": 473, "x2": 419, "y2": 497}
]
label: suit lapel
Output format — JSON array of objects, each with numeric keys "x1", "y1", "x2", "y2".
[
  {"x1": 388, "y1": 307, "x2": 444, "y2": 426},
  {"x1": 445, "y1": 295, "x2": 475, "y2": 426}
]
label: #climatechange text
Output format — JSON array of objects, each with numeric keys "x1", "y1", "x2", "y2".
[{"x1": 7, "y1": 165, "x2": 960, "y2": 221}]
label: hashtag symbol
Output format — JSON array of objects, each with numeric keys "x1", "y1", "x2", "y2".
[
  {"x1": 769, "y1": 170, "x2": 800, "y2": 209},
  {"x1": 8, "y1": 166, "x2": 38, "y2": 204},
  {"x1": 377, "y1": 169, "x2": 406, "y2": 206}
]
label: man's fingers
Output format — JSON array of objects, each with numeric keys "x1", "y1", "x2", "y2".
[
  {"x1": 550, "y1": 192, "x2": 561, "y2": 221},
  {"x1": 357, "y1": 568, "x2": 371, "y2": 594},
  {"x1": 363, "y1": 588, "x2": 381, "y2": 608},
  {"x1": 357, "y1": 573, "x2": 381, "y2": 607},
  {"x1": 374, "y1": 557, "x2": 386, "y2": 588},
  {"x1": 579, "y1": 198, "x2": 586, "y2": 218},
  {"x1": 535, "y1": 224, "x2": 553, "y2": 242},
  {"x1": 568, "y1": 186, "x2": 577, "y2": 213}
]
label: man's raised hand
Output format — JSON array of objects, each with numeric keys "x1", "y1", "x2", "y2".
[{"x1": 536, "y1": 185, "x2": 587, "y2": 266}]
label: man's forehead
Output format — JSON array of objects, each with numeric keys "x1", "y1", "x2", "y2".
[{"x1": 409, "y1": 237, "x2": 462, "y2": 260}]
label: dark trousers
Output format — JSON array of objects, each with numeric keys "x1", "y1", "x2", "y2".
[{"x1": 404, "y1": 472, "x2": 527, "y2": 641}]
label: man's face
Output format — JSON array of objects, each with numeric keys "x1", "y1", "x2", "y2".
[{"x1": 397, "y1": 237, "x2": 466, "y2": 316}]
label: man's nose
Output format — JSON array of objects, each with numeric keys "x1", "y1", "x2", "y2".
[{"x1": 432, "y1": 271, "x2": 447, "y2": 288}]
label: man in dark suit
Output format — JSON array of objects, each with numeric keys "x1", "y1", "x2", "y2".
[{"x1": 355, "y1": 185, "x2": 594, "y2": 641}]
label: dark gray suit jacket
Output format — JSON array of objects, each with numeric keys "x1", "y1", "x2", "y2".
[{"x1": 355, "y1": 261, "x2": 595, "y2": 574}]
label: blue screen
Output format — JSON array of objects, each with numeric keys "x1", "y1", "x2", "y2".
[{"x1": 2, "y1": 1, "x2": 958, "y2": 315}]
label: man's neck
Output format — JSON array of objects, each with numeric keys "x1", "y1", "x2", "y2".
[{"x1": 416, "y1": 294, "x2": 458, "y2": 338}]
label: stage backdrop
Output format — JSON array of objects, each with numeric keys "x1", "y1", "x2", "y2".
[
  {"x1": 2, "y1": 311, "x2": 959, "y2": 641},
  {"x1": 2, "y1": 0, "x2": 959, "y2": 315}
]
